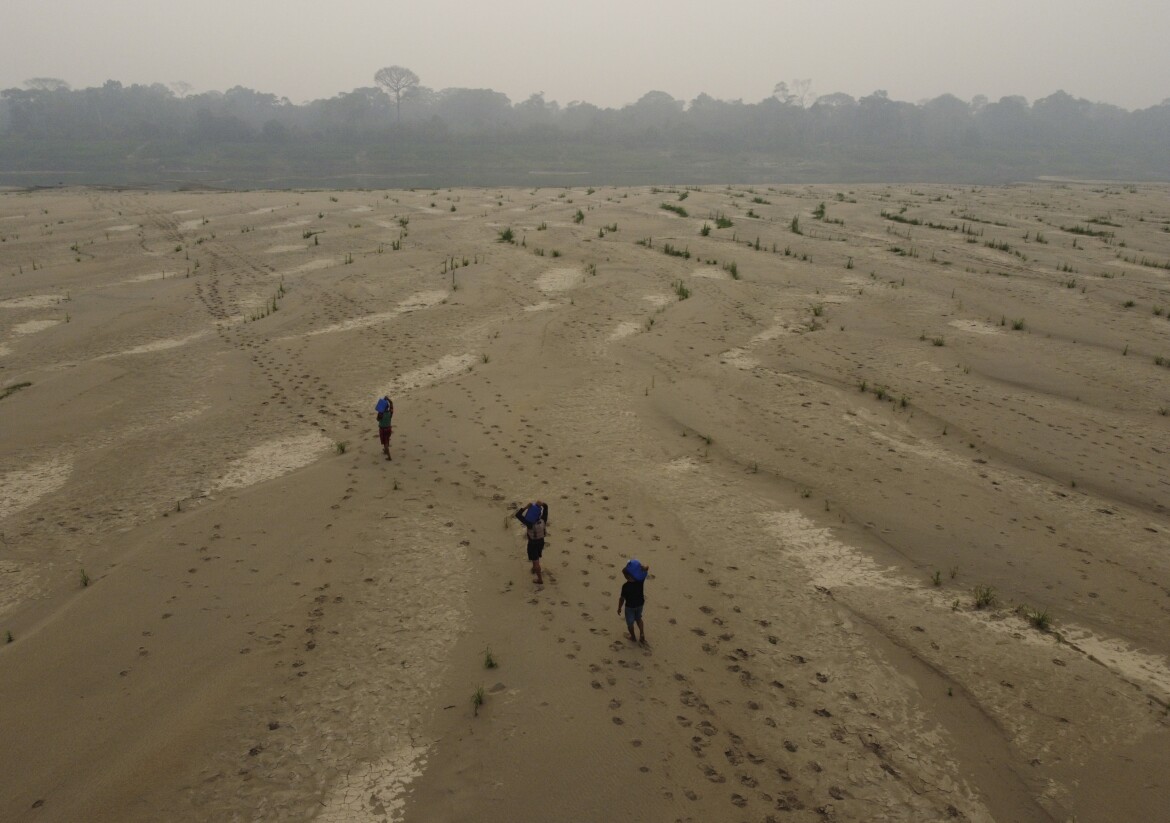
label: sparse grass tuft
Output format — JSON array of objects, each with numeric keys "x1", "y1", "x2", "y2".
[
  {"x1": 472, "y1": 684, "x2": 485, "y2": 716},
  {"x1": 80, "y1": 569, "x2": 90, "y2": 588},
  {"x1": 484, "y1": 647, "x2": 497, "y2": 669},
  {"x1": 498, "y1": 227, "x2": 515, "y2": 244},
  {"x1": 1027, "y1": 607, "x2": 1052, "y2": 631},
  {"x1": 334, "y1": 441, "x2": 348, "y2": 455},
  {"x1": 973, "y1": 584, "x2": 996, "y2": 610}
]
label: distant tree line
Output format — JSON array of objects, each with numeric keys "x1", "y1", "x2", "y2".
[{"x1": 1, "y1": 71, "x2": 1167, "y2": 187}]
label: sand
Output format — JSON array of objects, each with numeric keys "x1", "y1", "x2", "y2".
[{"x1": 1, "y1": 182, "x2": 1169, "y2": 822}]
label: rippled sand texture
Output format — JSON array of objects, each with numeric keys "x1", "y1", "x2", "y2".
[{"x1": 1, "y1": 183, "x2": 1169, "y2": 822}]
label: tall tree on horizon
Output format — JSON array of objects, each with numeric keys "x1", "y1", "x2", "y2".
[{"x1": 374, "y1": 65, "x2": 420, "y2": 123}]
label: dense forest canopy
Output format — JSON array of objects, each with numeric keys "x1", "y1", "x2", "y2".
[{"x1": 1, "y1": 71, "x2": 1167, "y2": 187}]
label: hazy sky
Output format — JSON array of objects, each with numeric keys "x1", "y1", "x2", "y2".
[{"x1": 3, "y1": 0, "x2": 1167, "y2": 110}]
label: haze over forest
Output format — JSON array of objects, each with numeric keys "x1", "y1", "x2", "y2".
[{"x1": 2, "y1": 69, "x2": 1169, "y2": 188}]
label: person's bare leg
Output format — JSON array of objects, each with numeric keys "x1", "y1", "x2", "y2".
[
  {"x1": 533, "y1": 560, "x2": 543, "y2": 584},
  {"x1": 636, "y1": 617, "x2": 646, "y2": 643}
]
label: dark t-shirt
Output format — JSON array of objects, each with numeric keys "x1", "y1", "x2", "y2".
[{"x1": 621, "y1": 579, "x2": 645, "y2": 609}]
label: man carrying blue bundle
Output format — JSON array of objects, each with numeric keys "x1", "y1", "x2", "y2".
[
  {"x1": 514, "y1": 500, "x2": 549, "y2": 584},
  {"x1": 375, "y1": 395, "x2": 393, "y2": 460},
  {"x1": 617, "y1": 559, "x2": 650, "y2": 644}
]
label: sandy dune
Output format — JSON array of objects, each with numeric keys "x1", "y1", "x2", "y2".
[{"x1": 1, "y1": 183, "x2": 1169, "y2": 822}]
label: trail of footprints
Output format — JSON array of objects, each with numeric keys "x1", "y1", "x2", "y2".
[
  {"x1": 431, "y1": 376, "x2": 890, "y2": 820},
  {"x1": 131, "y1": 200, "x2": 936, "y2": 817}
]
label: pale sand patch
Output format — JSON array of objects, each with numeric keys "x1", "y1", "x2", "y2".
[
  {"x1": 1, "y1": 215, "x2": 26, "y2": 222},
  {"x1": 663, "y1": 456, "x2": 700, "y2": 474},
  {"x1": 0, "y1": 457, "x2": 71, "y2": 521},
  {"x1": 107, "y1": 224, "x2": 136, "y2": 232},
  {"x1": 692, "y1": 266, "x2": 729, "y2": 280},
  {"x1": 178, "y1": 219, "x2": 203, "y2": 231},
  {"x1": 380, "y1": 353, "x2": 477, "y2": 395},
  {"x1": 302, "y1": 292, "x2": 447, "y2": 338},
  {"x1": 282, "y1": 259, "x2": 334, "y2": 276},
  {"x1": 750, "y1": 323, "x2": 794, "y2": 343},
  {"x1": 761, "y1": 508, "x2": 1170, "y2": 705},
  {"x1": 265, "y1": 244, "x2": 306, "y2": 254},
  {"x1": 523, "y1": 301, "x2": 556, "y2": 312},
  {"x1": 305, "y1": 312, "x2": 398, "y2": 337},
  {"x1": 268, "y1": 217, "x2": 313, "y2": 230},
  {"x1": 396, "y1": 290, "x2": 448, "y2": 312},
  {"x1": 349, "y1": 206, "x2": 372, "y2": 213},
  {"x1": 121, "y1": 271, "x2": 173, "y2": 284},
  {"x1": 94, "y1": 331, "x2": 209, "y2": 360},
  {"x1": 13, "y1": 319, "x2": 61, "y2": 335},
  {"x1": 536, "y1": 267, "x2": 582, "y2": 293},
  {"x1": 643, "y1": 294, "x2": 672, "y2": 307},
  {"x1": 1058, "y1": 627, "x2": 1170, "y2": 703},
  {"x1": 0, "y1": 295, "x2": 65, "y2": 309},
  {"x1": 0, "y1": 344, "x2": 11, "y2": 356},
  {"x1": 316, "y1": 741, "x2": 428, "y2": 823},
  {"x1": 760, "y1": 510, "x2": 900, "y2": 590},
  {"x1": 720, "y1": 347, "x2": 760, "y2": 369},
  {"x1": 949, "y1": 319, "x2": 1004, "y2": 335},
  {"x1": 210, "y1": 432, "x2": 332, "y2": 493},
  {"x1": 609, "y1": 320, "x2": 641, "y2": 340},
  {"x1": 171, "y1": 209, "x2": 195, "y2": 215}
]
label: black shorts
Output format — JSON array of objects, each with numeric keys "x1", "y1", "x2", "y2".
[{"x1": 526, "y1": 539, "x2": 545, "y2": 562}]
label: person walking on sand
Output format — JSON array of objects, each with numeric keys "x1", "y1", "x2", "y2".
[
  {"x1": 617, "y1": 559, "x2": 650, "y2": 644},
  {"x1": 375, "y1": 395, "x2": 394, "y2": 460},
  {"x1": 514, "y1": 500, "x2": 549, "y2": 584}
]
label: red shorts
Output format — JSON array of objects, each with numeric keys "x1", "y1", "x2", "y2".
[{"x1": 378, "y1": 426, "x2": 392, "y2": 446}]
